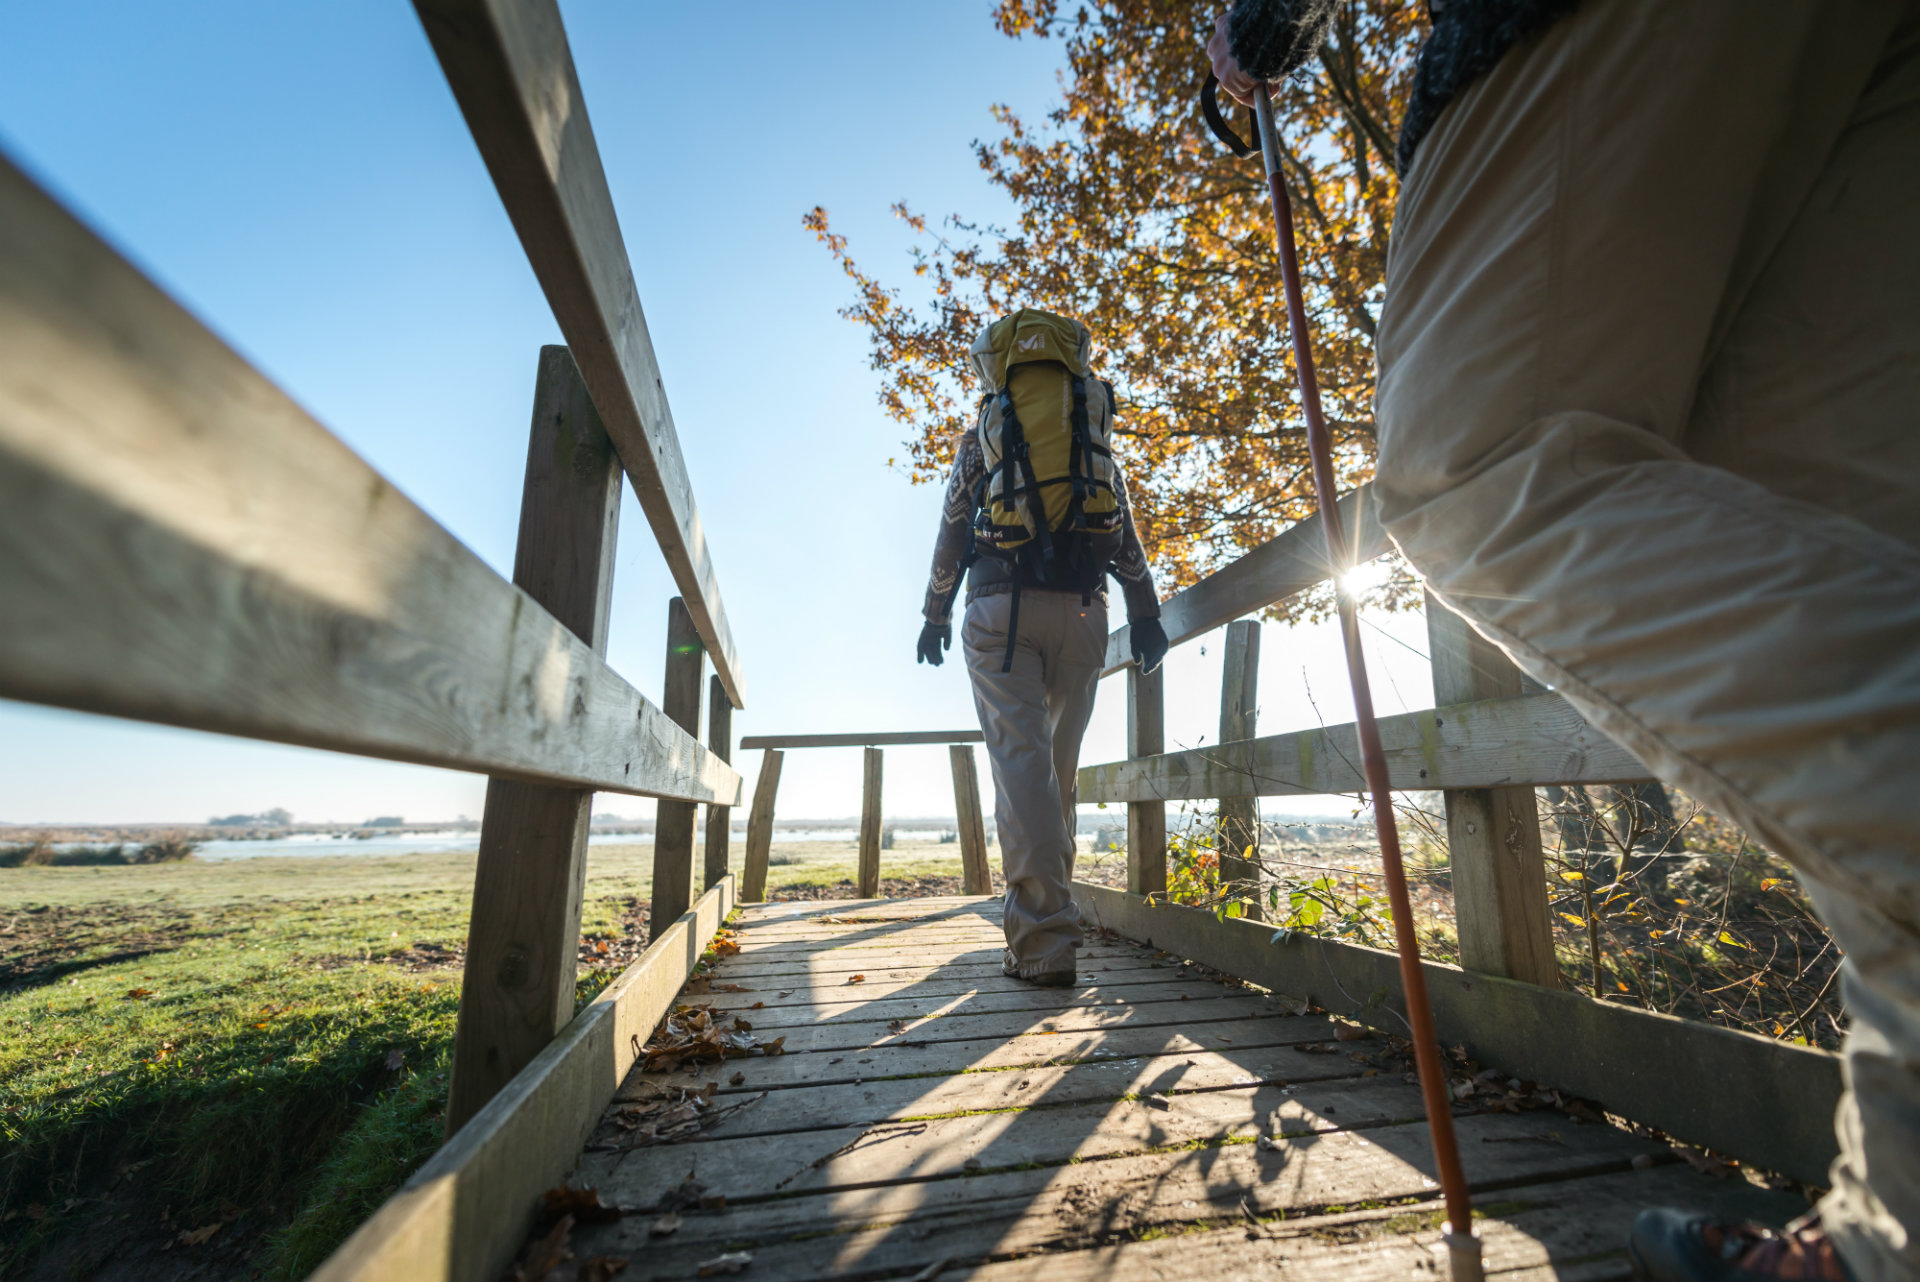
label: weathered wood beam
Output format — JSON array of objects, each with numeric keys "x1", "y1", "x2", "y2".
[
  {"x1": 1428, "y1": 594, "x2": 1559, "y2": 987},
  {"x1": 448, "y1": 346, "x2": 622, "y2": 1138},
  {"x1": 1216, "y1": 619, "x2": 1262, "y2": 917},
  {"x1": 738, "y1": 731, "x2": 985, "y2": 750},
  {"x1": 411, "y1": 0, "x2": 745, "y2": 708},
  {"x1": 857, "y1": 747, "x2": 884, "y2": 898},
  {"x1": 1103, "y1": 486, "x2": 1385, "y2": 675},
  {"x1": 650, "y1": 598, "x2": 705, "y2": 940},
  {"x1": 950, "y1": 745, "x2": 992, "y2": 896},
  {"x1": 0, "y1": 155, "x2": 737, "y2": 806},
  {"x1": 1071, "y1": 881, "x2": 1841, "y2": 1186},
  {"x1": 1079, "y1": 691, "x2": 1649, "y2": 804},
  {"x1": 1126, "y1": 664, "x2": 1167, "y2": 897},
  {"x1": 740, "y1": 750, "x2": 784, "y2": 903},
  {"x1": 314, "y1": 878, "x2": 737, "y2": 1282},
  {"x1": 703, "y1": 674, "x2": 733, "y2": 891}
]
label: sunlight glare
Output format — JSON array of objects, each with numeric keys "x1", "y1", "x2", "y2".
[{"x1": 1339, "y1": 558, "x2": 1391, "y2": 598}]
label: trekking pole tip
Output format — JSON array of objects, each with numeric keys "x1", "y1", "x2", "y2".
[{"x1": 1442, "y1": 1222, "x2": 1485, "y2": 1282}]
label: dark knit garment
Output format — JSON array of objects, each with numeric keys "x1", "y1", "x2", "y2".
[{"x1": 1227, "y1": 0, "x2": 1585, "y2": 172}]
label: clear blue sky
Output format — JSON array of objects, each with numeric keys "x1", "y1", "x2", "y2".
[{"x1": 0, "y1": 0, "x2": 1435, "y2": 826}]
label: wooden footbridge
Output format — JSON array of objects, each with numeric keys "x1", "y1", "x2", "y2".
[{"x1": 0, "y1": 2, "x2": 1841, "y2": 1278}]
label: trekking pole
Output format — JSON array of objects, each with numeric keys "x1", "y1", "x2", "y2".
[{"x1": 1203, "y1": 72, "x2": 1483, "y2": 1282}]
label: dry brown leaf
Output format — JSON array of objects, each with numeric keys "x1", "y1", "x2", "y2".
[
  {"x1": 580, "y1": 1258, "x2": 628, "y2": 1282},
  {"x1": 516, "y1": 1214, "x2": 573, "y2": 1281},
  {"x1": 177, "y1": 1223, "x2": 220, "y2": 1247},
  {"x1": 847, "y1": 974, "x2": 867, "y2": 985},
  {"x1": 1332, "y1": 1020, "x2": 1369, "y2": 1042},
  {"x1": 541, "y1": 1186, "x2": 619, "y2": 1226}
]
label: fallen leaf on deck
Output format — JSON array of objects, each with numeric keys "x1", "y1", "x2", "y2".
[
  {"x1": 1332, "y1": 1020, "x2": 1369, "y2": 1042},
  {"x1": 697, "y1": 1250, "x2": 754, "y2": 1276},
  {"x1": 513, "y1": 1214, "x2": 573, "y2": 1281},
  {"x1": 541, "y1": 1186, "x2": 620, "y2": 1226},
  {"x1": 1672, "y1": 1144, "x2": 1733, "y2": 1178},
  {"x1": 178, "y1": 1223, "x2": 220, "y2": 1247},
  {"x1": 1293, "y1": 1042, "x2": 1336, "y2": 1055},
  {"x1": 650, "y1": 1213, "x2": 683, "y2": 1237},
  {"x1": 847, "y1": 974, "x2": 866, "y2": 984},
  {"x1": 580, "y1": 1258, "x2": 629, "y2": 1282},
  {"x1": 729, "y1": 1072, "x2": 745, "y2": 1086},
  {"x1": 887, "y1": 1019, "x2": 910, "y2": 1035}
]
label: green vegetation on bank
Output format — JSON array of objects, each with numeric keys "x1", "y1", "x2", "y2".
[{"x1": 0, "y1": 840, "x2": 976, "y2": 1279}]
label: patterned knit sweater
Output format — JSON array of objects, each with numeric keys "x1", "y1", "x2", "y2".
[
  {"x1": 1228, "y1": 0, "x2": 1584, "y2": 173},
  {"x1": 921, "y1": 427, "x2": 1161, "y2": 626}
]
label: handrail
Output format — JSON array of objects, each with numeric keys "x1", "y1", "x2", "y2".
[
  {"x1": 0, "y1": 154, "x2": 737, "y2": 807},
  {"x1": 413, "y1": 0, "x2": 746, "y2": 709},
  {"x1": 1103, "y1": 484, "x2": 1385, "y2": 675},
  {"x1": 740, "y1": 730, "x2": 984, "y2": 749},
  {"x1": 1078, "y1": 691, "x2": 1649, "y2": 805}
]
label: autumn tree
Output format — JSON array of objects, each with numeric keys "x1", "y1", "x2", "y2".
[{"x1": 807, "y1": 0, "x2": 1426, "y2": 604}]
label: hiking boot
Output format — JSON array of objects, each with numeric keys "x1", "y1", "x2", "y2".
[
  {"x1": 1629, "y1": 1210, "x2": 1852, "y2": 1281},
  {"x1": 1002, "y1": 950, "x2": 1075, "y2": 988}
]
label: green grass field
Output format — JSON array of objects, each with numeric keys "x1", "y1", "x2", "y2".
[{"x1": 0, "y1": 839, "x2": 998, "y2": 1280}]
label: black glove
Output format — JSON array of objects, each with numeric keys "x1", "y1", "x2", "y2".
[
  {"x1": 917, "y1": 621, "x2": 951, "y2": 667},
  {"x1": 1130, "y1": 616, "x2": 1168, "y2": 675}
]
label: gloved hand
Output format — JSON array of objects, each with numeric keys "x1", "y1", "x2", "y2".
[
  {"x1": 1131, "y1": 616, "x2": 1168, "y2": 675},
  {"x1": 917, "y1": 621, "x2": 952, "y2": 667}
]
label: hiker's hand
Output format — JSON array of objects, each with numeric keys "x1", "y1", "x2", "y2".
[
  {"x1": 1131, "y1": 617, "x2": 1168, "y2": 675},
  {"x1": 917, "y1": 622, "x2": 951, "y2": 667},
  {"x1": 1207, "y1": 12, "x2": 1274, "y2": 107}
]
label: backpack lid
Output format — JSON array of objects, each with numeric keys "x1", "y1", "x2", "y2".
[{"x1": 968, "y1": 308, "x2": 1093, "y2": 392}]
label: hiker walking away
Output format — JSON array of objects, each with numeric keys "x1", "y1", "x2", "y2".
[
  {"x1": 917, "y1": 309, "x2": 1169, "y2": 987},
  {"x1": 1212, "y1": 2, "x2": 1920, "y2": 1279}
]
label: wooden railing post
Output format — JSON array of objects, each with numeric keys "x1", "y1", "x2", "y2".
[
  {"x1": 702, "y1": 674, "x2": 732, "y2": 891},
  {"x1": 1218, "y1": 619, "x2": 1262, "y2": 918},
  {"x1": 950, "y1": 745, "x2": 992, "y2": 895},
  {"x1": 1426, "y1": 593, "x2": 1560, "y2": 986},
  {"x1": 740, "y1": 750, "x2": 783, "y2": 902},
  {"x1": 1125, "y1": 663, "x2": 1167, "y2": 897},
  {"x1": 649, "y1": 597, "x2": 705, "y2": 940},
  {"x1": 448, "y1": 346, "x2": 621, "y2": 1136},
  {"x1": 858, "y1": 747, "x2": 884, "y2": 898}
]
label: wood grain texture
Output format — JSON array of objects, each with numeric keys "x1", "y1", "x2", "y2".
[
  {"x1": 649, "y1": 598, "x2": 705, "y2": 941},
  {"x1": 857, "y1": 746, "x2": 884, "y2": 898},
  {"x1": 738, "y1": 730, "x2": 984, "y2": 749},
  {"x1": 1125, "y1": 663, "x2": 1167, "y2": 897},
  {"x1": 1428, "y1": 594, "x2": 1559, "y2": 987},
  {"x1": 950, "y1": 745, "x2": 993, "y2": 895},
  {"x1": 409, "y1": 0, "x2": 745, "y2": 708},
  {"x1": 0, "y1": 156, "x2": 737, "y2": 806},
  {"x1": 1216, "y1": 619, "x2": 1262, "y2": 917},
  {"x1": 740, "y1": 750, "x2": 783, "y2": 902},
  {"x1": 311, "y1": 877, "x2": 735, "y2": 1282},
  {"x1": 1073, "y1": 880, "x2": 1843, "y2": 1185},
  {"x1": 1079, "y1": 691, "x2": 1650, "y2": 804},
  {"x1": 702, "y1": 674, "x2": 732, "y2": 891},
  {"x1": 448, "y1": 347, "x2": 620, "y2": 1138},
  {"x1": 1102, "y1": 486, "x2": 1385, "y2": 675}
]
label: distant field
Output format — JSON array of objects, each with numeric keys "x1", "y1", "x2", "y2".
[{"x1": 0, "y1": 838, "x2": 1045, "y2": 1281}]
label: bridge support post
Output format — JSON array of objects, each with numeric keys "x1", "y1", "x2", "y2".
[
  {"x1": 950, "y1": 745, "x2": 992, "y2": 895},
  {"x1": 1217, "y1": 619, "x2": 1262, "y2": 918},
  {"x1": 649, "y1": 597, "x2": 705, "y2": 940},
  {"x1": 703, "y1": 674, "x2": 733, "y2": 890},
  {"x1": 740, "y1": 750, "x2": 783, "y2": 902},
  {"x1": 1126, "y1": 662, "x2": 1167, "y2": 897},
  {"x1": 448, "y1": 346, "x2": 622, "y2": 1136},
  {"x1": 1426, "y1": 593, "x2": 1560, "y2": 986},
  {"x1": 857, "y1": 747, "x2": 884, "y2": 897}
]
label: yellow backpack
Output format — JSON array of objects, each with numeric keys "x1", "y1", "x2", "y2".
[{"x1": 968, "y1": 309, "x2": 1123, "y2": 575}]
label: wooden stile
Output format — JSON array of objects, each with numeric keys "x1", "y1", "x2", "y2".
[
  {"x1": 704, "y1": 673, "x2": 733, "y2": 891},
  {"x1": 649, "y1": 598, "x2": 705, "y2": 940},
  {"x1": 448, "y1": 346, "x2": 623, "y2": 1136},
  {"x1": 1427, "y1": 595, "x2": 1559, "y2": 986},
  {"x1": 950, "y1": 745, "x2": 993, "y2": 896},
  {"x1": 1216, "y1": 620, "x2": 1262, "y2": 918},
  {"x1": 0, "y1": 156, "x2": 737, "y2": 807},
  {"x1": 410, "y1": 0, "x2": 745, "y2": 709},
  {"x1": 858, "y1": 747, "x2": 885, "y2": 898},
  {"x1": 741, "y1": 750, "x2": 784, "y2": 902}
]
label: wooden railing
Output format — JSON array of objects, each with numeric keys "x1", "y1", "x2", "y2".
[
  {"x1": 1073, "y1": 484, "x2": 1843, "y2": 1185},
  {"x1": 1, "y1": 1, "x2": 757, "y2": 1273},
  {"x1": 735, "y1": 731, "x2": 991, "y2": 900}
]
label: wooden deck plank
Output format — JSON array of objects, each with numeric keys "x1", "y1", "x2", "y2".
[
  {"x1": 709, "y1": 951, "x2": 1173, "y2": 983},
  {"x1": 695, "y1": 977, "x2": 1257, "y2": 1030}
]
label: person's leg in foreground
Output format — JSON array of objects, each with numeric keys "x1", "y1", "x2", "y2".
[
  {"x1": 1372, "y1": 3, "x2": 1920, "y2": 1278},
  {"x1": 963, "y1": 590, "x2": 1106, "y2": 985}
]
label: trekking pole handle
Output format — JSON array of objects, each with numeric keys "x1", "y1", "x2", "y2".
[{"x1": 1200, "y1": 71, "x2": 1259, "y2": 157}]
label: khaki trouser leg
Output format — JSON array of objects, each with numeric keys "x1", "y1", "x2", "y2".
[
  {"x1": 1372, "y1": 3, "x2": 1920, "y2": 1276},
  {"x1": 963, "y1": 590, "x2": 1106, "y2": 977}
]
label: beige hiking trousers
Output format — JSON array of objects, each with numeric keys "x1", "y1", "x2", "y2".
[
  {"x1": 962, "y1": 590, "x2": 1107, "y2": 977},
  {"x1": 1372, "y1": 2, "x2": 1920, "y2": 1275}
]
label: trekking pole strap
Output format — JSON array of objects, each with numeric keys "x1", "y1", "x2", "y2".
[{"x1": 1000, "y1": 583, "x2": 1022, "y2": 674}]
